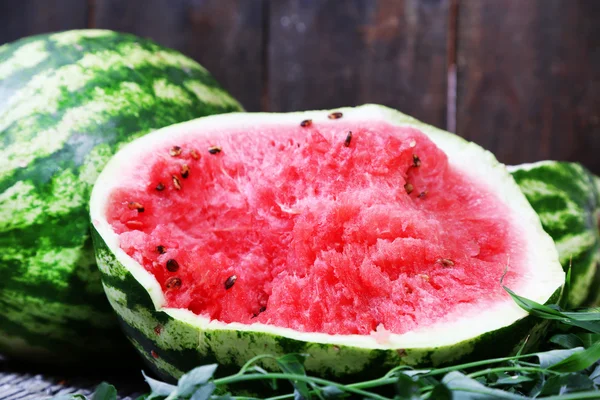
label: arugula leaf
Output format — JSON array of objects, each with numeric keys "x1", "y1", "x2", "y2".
[
  {"x1": 91, "y1": 383, "x2": 117, "y2": 400},
  {"x1": 442, "y1": 371, "x2": 527, "y2": 399},
  {"x1": 550, "y1": 334, "x2": 584, "y2": 350},
  {"x1": 190, "y1": 382, "x2": 216, "y2": 400},
  {"x1": 142, "y1": 370, "x2": 177, "y2": 399},
  {"x1": 276, "y1": 354, "x2": 312, "y2": 399},
  {"x1": 539, "y1": 373, "x2": 595, "y2": 396},
  {"x1": 177, "y1": 364, "x2": 218, "y2": 396},
  {"x1": 321, "y1": 385, "x2": 346, "y2": 398},
  {"x1": 536, "y1": 348, "x2": 585, "y2": 369},
  {"x1": 589, "y1": 364, "x2": 600, "y2": 384},
  {"x1": 493, "y1": 374, "x2": 533, "y2": 386},
  {"x1": 577, "y1": 333, "x2": 600, "y2": 348},
  {"x1": 394, "y1": 372, "x2": 419, "y2": 399},
  {"x1": 548, "y1": 342, "x2": 600, "y2": 372},
  {"x1": 429, "y1": 383, "x2": 452, "y2": 400},
  {"x1": 504, "y1": 287, "x2": 600, "y2": 333}
]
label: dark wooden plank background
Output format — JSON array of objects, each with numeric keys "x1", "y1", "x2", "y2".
[{"x1": 1, "y1": 0, "x2": 598, "y2": 173}]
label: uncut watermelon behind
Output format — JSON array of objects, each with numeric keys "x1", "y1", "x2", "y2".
[
  {"x1": 509, "y1": 161, "x2": 600, "y2": 307},
  {"x1": 0, "y1": 29, "x2": 242, "y2": 364}
]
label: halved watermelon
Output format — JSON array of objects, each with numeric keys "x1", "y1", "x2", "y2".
[{"x1": 90, "y1": 105, "x2": 564, "y2": 380}]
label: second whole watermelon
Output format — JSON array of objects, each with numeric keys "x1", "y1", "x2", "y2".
[{"x1": 0, "y1": 29, "x2": 242, "y2": 364}]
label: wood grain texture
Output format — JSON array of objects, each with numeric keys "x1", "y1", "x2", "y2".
[
  {"x1": 0, "y1": 0, "x2": 87, "y2": 45},
  {"x1": 93, "y1": 0, "x2": 265, "y2": 111},
  {"x1": 268, "y1": 0, "x2": 450, "y2": 128},
  {"x1": 457, "y1": 0, "x2": 600, "y2": 172}
]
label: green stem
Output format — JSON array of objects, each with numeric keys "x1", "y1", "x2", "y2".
[
  {"x1": 467, "y1": 366, "x2": 560, "y2": 379},
  {"x1": 538, "y1": 392, "x2": 600, "y2": 400},
  {"x1": 214, "y1": 373, "x2": 391, "y2": 400},
  {"x1": 346, "y1": 377, "x2": 396, "y2": 390},
  {"x1": 420, "y1": 353, "x2": 534, "y2": 377}
]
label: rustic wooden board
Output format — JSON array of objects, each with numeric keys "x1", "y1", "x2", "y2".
[
  {"x1": 93, "y1": 0, "x2": 265, "y2": 111},
  {"x1": 0, "y1": 0, "x2": 88, "y2": 45},
  {"x1": 456, "y1": 0, "x2": 600, "y2": 172},
  {"x1": 268, "y1": 0, "x2": 450, "y2": 128}
]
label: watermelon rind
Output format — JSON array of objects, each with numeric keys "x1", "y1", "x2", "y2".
[
  {"x1": 90, "y1": 104, "x2": 564, "y2": 380},
  {"x1": 509, "y1": 161, "x2": 600, "y2": 308},
  {"x1": 0, "y1": 29, "x2": 242, "y2": 364}
]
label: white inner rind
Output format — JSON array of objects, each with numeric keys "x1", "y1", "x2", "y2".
[{"x1": 90, "y1": 104, "x2": 565, "y2": 349}]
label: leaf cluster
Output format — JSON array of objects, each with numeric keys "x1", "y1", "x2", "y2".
[{"x1": 52, "y1": 289, "x2": 600, "y2": 400}]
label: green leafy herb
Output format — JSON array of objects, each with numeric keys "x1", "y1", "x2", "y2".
[
  {"x1": 50, "y1": 291, "x2": 600, "y2": 400},
  {"x1": 91, "y1": 383, "x2": 118, "y2": 400}
]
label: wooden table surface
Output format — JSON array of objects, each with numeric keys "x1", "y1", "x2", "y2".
[
  {"x1": 1, "y1": 0, "x2": 598, "y2": 173},
  {"x1": 0, "y1": 356, "x2": 143, "y2": 399}
]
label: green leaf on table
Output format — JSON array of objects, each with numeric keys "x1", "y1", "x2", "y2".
[
  {"x1": 177, "y1": 364, "x2": 218, "y2": 396},
  {"x1": 276, "y1": 354, "x2": 312, "y2": 399},
  {"x1": 589, "y1": 364, "x2": 600, "y2": 384},
  {"x1": 321, "y1": 385, "x2": 347, "y2": 398},
  {"x1": 429, "y1": 383, "x2": 452, "y2": 400},
  {"x1": 549, "y1": 342, "x2": 600, "y2": 372},
  {"x1": 190, "y1": 382, "x2": 216, "y2": 400},
  {"x1": 142, "y1": 371, "x2": 177, "y2": 399},
  {"x1": 577, "y1": 333, "x2": 600, "y2": 348},
  {"x1": 442, "y1": 371, "x2": 527, "y2": 399},
  {"x1": 550, "y1": 333, "x2": 585, "y2": 349},
  {"x1": 493, "y1": 374, "x2": 533, "y2": 386},
  {"x1": 394, "y1": 372, "x2": 419, "y2": 399},
  {"x1": 535, "y1": 347, "x2": 584, "y2": 369},
  {"x1": 539, "y1": 373, "x2": 595, "y2": 395},
  {"x1": 504, "y1": 287, "x2": 600, "y2": 333},
  {"x1": 91, "y1": 383, "x2": 117, "y2": 400},
  {"x1": 250, "y1": 365, "x2": 278, "y2": 390}
]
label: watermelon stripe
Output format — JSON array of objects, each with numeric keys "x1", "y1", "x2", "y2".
[
  {"x1": 0, "y1": 29, "x2": 243, "y2": 363},
  {"x1": 510, "y1": 161, "x2": 600, "y2": 307},
  {"x1": 1, "y1": 62, "x2": 237, "y2": 185}
]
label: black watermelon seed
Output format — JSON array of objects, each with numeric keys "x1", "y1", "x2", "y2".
[
  {"x1": 166, "y1": 259, "x2": 179, "y2": 272},
  {"x1": 224, "y1": 275, "x2": 237, "y2": 290},
  {"x1": 165, "y1": 277, "x2": 181, "y2": 289},
  {"x1": 170, "y1": 146, "x2": 182, "y2": 156},
  {"x1": 181, "y1": 164, "x2": 190, "y2": 179},
  {"x1": 344, "y1": 131, "x2": 352, "y2": 147},
  {"x1": 128, "y1": 202, "x2": 144, "y2": 212},
  {"x1": 208, "y1": 146, "x2": 222, "y2": 154},
  {"x1": 412, "y1": 154, "x2": 421, "y2": 167}
]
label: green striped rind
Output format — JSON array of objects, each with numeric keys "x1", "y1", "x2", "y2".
[
  {"x1": 92, "y1": 225, "x2": 556, "y2": 382},
  {"x1": 588, "y1": 175, "x2": 600, "y2": 306},
  {"x1": 0, "y1": 29, "x2": 242, "y2": 363},
  {"x1": 509, "y1": 161, "x2": 600, "y2": 307}
]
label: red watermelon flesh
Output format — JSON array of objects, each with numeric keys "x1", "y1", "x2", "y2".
[{"x1": 106, "y1": 119, "x2": 525, "y2": 336}]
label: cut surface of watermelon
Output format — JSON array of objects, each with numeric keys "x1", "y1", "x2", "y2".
[
  {"x1": 91, "y1": 105, "x2": 564, "y2": 379},
  {"x1": 106, "y1": 119, "x2": 526, "y2": 336}
]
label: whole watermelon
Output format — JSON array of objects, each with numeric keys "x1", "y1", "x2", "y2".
[{"x1": 0, "y1": 29, "x2": 242, "y2": 364}]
